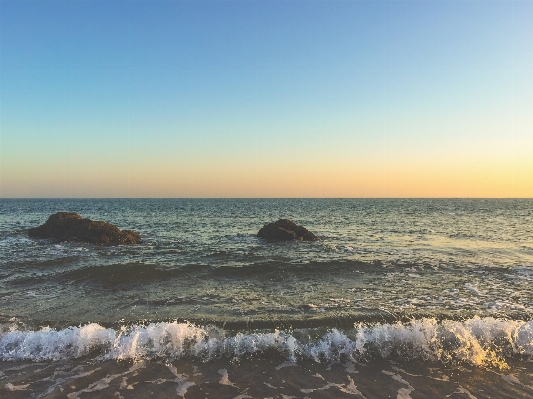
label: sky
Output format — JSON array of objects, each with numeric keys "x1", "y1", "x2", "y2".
[{"x1": 1, "y1": 0, "x2": 532, "y2": 198}]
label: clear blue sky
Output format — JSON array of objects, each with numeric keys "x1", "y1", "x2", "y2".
[{"x1": 1, "y1": 0, "x2": 532, "y2": 197}]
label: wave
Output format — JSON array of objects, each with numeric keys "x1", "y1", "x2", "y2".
[
  {"x1": 11, "y1": 260, "x2": 379, "y2": 286},
  {"x1": 1, "y1": 317, "x2": 532, "y2": 369},
  {"x1": 58, "y1": 262, "x2": 175, "y2": 283}
]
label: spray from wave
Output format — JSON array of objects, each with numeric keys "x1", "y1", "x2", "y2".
[{"x1": 1, "y1": 317, "x2": 532, "y2": 369}]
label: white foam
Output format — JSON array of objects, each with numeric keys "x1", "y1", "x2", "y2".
[
  {"x1": 0, "y1": 323, "x2": 115, "y2": 361},
  {"x1": 343, "y1": 361, "x2": 358, "y2": 373},
  {"x1": 446, "y1": 387, "x2": 477, "y2": 399},
  {"x1": 275, "y1": 361, "x2": 297, "y2": 370},
  {"x1": 338, "y1": 376, "x2": 365, "y2": 396},
  {"x1": 300, "y1": 382, "x2": 339, "y2": 393},
  {"x1": 1, "y1": 317, "x2": 532, "y2": 369},
  {"x1": 66, "y1": 363, "x2": 144, "y2": 399},
  {"x1": 501, "y1": 373, "x2": 533, "y2": 390},
  {"x1": 38, "y1": 367, "x2": 101, "y2": 398},
  {"x1": 5, "y1": 382, "x2": 31, "y2": 391},
  {"x1": 163, "y1": 363, "x2": 196, "y2": 397},
  {"x1": 218, "y1": 368, "x2": 235, "y2": 387},
  {"x1": 176, "y1": 381, "x2": 195, "y2": 397},
  {"x1": 382, "y1": 370, "x2": 414, "y2": 399}
]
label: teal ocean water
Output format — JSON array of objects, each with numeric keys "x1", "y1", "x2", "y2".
[{"x1": 1, "y1": 199, "x2": 532, "y2": 398}]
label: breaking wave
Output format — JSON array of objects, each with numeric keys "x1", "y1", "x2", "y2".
[{"x1": 1, "y1": 317, "x2": 532, "y2": 369}]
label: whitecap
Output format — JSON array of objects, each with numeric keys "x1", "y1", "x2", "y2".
[{"x1": 0, "y1": 317, "x2": 532, "y2": 370}]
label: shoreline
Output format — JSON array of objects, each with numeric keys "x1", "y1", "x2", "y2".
[{"x1": 2, "y1": 352, "x2": 532, "y2": 398}]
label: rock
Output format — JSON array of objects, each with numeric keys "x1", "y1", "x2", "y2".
[
  {"x1": 257, "y1": 219, "x2": 318, "y2": 241},
  {"x1": 28, "y1": 212, "x2": 141, "y2": 245}
]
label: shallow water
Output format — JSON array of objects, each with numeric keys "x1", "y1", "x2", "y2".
[
  {"x1": 2, "y1": 355, "x2": 533, "y2": 399},
  {"x1": 1, "y1": 198, "x2": 532, "y2": 397}
]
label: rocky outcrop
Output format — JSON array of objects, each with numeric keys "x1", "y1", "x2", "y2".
[
  {"x1": 257, "y1": 219, "x2": 318, "y2": 241},
  {"x1": 28, "y1": 212, "x2": 141, "y2": 245}
]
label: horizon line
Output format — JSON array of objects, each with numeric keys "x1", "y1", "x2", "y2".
[{"x1": 1, "y1": 197, "x2": 532, "y2": 200}]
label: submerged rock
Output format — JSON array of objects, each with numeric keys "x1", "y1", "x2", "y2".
[
  {"x1": 257, "y1": 219, "x2": 318, "y2": 241},
  {"x1": 28, "y1": 212, "x2": 141, "y2": 245}
]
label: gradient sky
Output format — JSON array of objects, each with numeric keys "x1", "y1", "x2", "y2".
[{"x1": 1, "y1": 0, "x2": 532, "y2": 198}]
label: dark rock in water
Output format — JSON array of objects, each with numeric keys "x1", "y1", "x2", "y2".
[
  {"x1": 257, "y1": 219, "x2": 318, "y2": 241},
  {"x1": 28, "y1": 212, "x2": 141, "y2": 245}
]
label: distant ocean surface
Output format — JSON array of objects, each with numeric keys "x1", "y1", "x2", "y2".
[{"x1": 1, "y1": 198, "x2": 532, "y2": 398}]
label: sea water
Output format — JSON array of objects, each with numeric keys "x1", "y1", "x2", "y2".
[{"x1": 0, "y1": 199, "x2": 532, "y2": 398}]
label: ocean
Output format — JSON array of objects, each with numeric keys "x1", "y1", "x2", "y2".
[{"x1": 1, "y1": 198, "x2": 532, "y2": 398}]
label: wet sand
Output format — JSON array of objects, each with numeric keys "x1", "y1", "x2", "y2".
[{"x1": 2, "y1": 354, "x2": 533, "y2": 399}]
